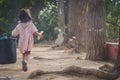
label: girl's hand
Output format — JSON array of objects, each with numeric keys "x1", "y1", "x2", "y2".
[
  {"x1": 37, "y1": 32, "x2": 42, "y2": 40},
  {"x1": 34, "y1": 31, "x2": 44, "y2": 40},
  {"x1": 37, "y1": 31, "x2": 44, "y2": 40},
  {"x1": 37, "y1": 36, "x2": 41, "y2": 40}
]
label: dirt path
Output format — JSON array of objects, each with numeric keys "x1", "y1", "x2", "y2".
[{"x1": 0, "y1": 45, "x2": 118, "y2": 80}]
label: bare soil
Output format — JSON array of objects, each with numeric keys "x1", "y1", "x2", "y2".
[{"x1": 0, "y1": 44, "x2": 119, "y2": 80}]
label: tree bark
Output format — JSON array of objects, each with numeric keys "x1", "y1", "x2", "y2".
[
  {"x1": 31, "y1": 0, "x2": 44, "y2": 23},
  {"x1": 114, "y1": 29, "x2": 120, "y2": 73},
  {"x1": 68, "y1": 0, "x2": 88, "y2": 53},
  {"x1": 86, "y1": 0, "x2": 106, "y2": 60},
  {"x1": 57, "y1": 0, "x2": 66, "y2": 31}
]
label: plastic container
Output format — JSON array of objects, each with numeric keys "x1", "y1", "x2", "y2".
[
  {"x1": 0, "y1": 33, "x2": 8, "y2": 40},
  {"x1": 0, "y1": 38, "x2": 16, "y2": 64},
  {"x1": 106, "y1": 42, "x2": 118, "y2": 61}
]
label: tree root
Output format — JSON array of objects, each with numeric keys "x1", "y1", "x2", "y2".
[
  {"x1": 99, "y1": 64, "x2": 114, "y2": 72},
  {"x1": 28, "y1": 66, "x2": 119, "y2": 80}
]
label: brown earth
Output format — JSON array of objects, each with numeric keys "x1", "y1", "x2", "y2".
[{"x1": 0, "y1": 44, "x2": 120, "y2": 80}]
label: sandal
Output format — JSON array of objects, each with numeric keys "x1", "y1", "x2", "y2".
[{"x1": 22, "y1": 61, "x2": 28, "y2": 72}]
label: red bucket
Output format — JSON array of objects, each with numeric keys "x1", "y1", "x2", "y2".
[{"x1": 106, "y1": 42, "x2": 118, "y2": 61}]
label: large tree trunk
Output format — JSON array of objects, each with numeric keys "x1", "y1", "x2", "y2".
[
  {"x1": 86, "y1": 0, "x2": 106, "y2": 60},
  {"x1": 68, "y1": 0, "x2": 88, "y2": 53},
  {"x1": 57, "y1": 0, "x2": 66, "y2": 31},
  {"x1": 114, "y1": 29, "x2": 120, "y2": 73}
]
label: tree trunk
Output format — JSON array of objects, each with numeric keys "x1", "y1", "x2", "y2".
[
  {"x1": 57, "y1": 0, "x2": 66, "y2": 31},
  {"x1": 86, "y1": 0, "x2": 106, "y2": 60},
  {"x1": 68, "y1": 0, "x2": 88, "y2": 53},
  {"x1": 31, "y1": 0, "x2": 44, "y2": 23},
  {"x1": 114, "y1": 29, "x2": 120, "y2": 73}
]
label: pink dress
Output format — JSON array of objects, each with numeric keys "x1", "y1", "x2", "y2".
[{"x1": 12, "y1": 22, "x2": 38, "y2": 54}]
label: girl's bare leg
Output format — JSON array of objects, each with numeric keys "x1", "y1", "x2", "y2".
[
  {"x1": 22, "y1": 51, "x2": 30, "y2": 72},
  {"x1": 23, "y1": 51, "x2": 30, "y2": 62}
]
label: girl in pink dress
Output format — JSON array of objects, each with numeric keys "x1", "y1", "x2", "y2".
[{"x1": 12, "y1": 8, "x2": 41, "y2": 72}]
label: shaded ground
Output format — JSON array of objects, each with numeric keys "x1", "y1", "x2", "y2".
[{"x1": 0, "y1": 44, "x2": 119, "y2": 80}]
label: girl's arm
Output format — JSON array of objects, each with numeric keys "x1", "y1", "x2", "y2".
[
  {"x1": 12, "y1": 27, "x2": 19, "y2": 37},
  {"x1": 34, "y1": 32, "x2": 41, "y2": 36},
  {"x1": 32, "y1": 23, "x2": 44, "y2": 40},
  {"x1": 34, "y1": 32, "x2": 42, "y2": 40}
]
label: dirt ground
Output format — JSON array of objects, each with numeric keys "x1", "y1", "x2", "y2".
[{"x1": 0, "y1": 43, "x2": 120, "y2": 80}]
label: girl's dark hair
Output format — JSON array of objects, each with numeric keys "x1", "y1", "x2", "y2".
[{"x1": 19, "y1": 8, "x2": 32, "y2": 23}]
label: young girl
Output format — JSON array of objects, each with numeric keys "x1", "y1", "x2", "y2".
[{"x1": 12, "y1": 8, "x2": 42, "y2": 72}]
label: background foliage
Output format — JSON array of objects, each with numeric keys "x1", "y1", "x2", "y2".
[
  {"x1": 0, "y1": 0, "x2": 120, "y2": 42},
  {"x1": 106, "y1": 0, "x2": 120, "y2": 42}
]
